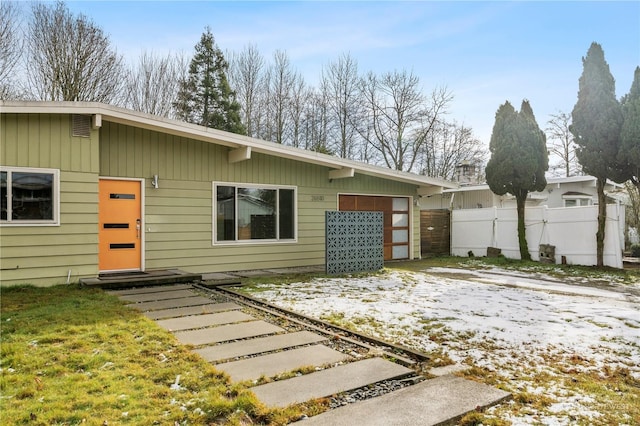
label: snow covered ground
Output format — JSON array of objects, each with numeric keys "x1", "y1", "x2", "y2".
[{"x1": 242, "y1": 265, "x2": 640, "y2": 425}]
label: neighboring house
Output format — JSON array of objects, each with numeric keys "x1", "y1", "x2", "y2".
[
  {"x1": 0, "y1": 101, "x2": 456, "y2": 286},
  {"x1": 420, "y1": 176, "x2": 625, "y2": 210}
]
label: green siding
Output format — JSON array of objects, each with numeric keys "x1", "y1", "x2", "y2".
[
  {"x1": 1, "y1": 114, "x2": 100, "y2": 286},
  {"x1": 100, "y1": 122, "x2": 421, "y2": 275},
  {"x1": 1, "y1": 115, "x2": 423, "y2": 286}
]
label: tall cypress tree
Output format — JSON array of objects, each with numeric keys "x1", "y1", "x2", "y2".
[
  {"x1": 486, "y1": 100, "x2": 548, "y2": 261},
  {"x1": 621, "y1": 67, "x2": 640, "y2": 187},
  {"x1": 571, "y1": 42, "x2": 629, "y2": 266},
  {"x1": 175, "y1": 27, "x2": 245, "y2": 134}
]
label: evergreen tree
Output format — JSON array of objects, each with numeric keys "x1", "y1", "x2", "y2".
[
  {"x1": 570, "y1": 42, "x2": 630, "y2": 266},
  {"x1": 485, "y1": 100, "x2": 548, "y2": 261},
  {"x1": 621, "y1": 67, "x2": 640, "y2": 186},
  {"x1": 175, "y1": 27, "x2": 245, "y2": 134}
]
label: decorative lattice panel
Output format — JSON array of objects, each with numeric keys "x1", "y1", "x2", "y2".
[{"x1": 326, "y1": 211, "x2": 384, "y2": 274}]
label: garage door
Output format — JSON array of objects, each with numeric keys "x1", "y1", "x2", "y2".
[{"x1": 339, "y1": 195, "x2": 410, "y2": 260}]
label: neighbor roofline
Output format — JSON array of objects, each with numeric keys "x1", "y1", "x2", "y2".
[{"x1": 0, "y1": 101, "x2": 457, "y2": 190}]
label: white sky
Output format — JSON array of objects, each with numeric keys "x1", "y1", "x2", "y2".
[{"x1": 35, "y1": 1, "x2": 640, "y2": 144}]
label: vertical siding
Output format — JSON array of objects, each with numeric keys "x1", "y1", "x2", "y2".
[
  {"x1": 1, "y1": 114, "x2": 100, "y2": 286},
  {"x1": 99, "y1": 122, "x2": 421, "y2": 274}
]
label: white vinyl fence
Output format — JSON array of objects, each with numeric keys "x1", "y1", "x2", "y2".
[{"x1": 451, "y1": 204, "x2": 625, "y2": 268}]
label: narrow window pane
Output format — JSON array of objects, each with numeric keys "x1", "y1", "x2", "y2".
[
  {"x1": 392, "y1": 229, "x2": 408, "y2": 243},
  {"x1": 12, "y1": 172, "x2": 53, "y2": 220},
  {"x1": 216, "y1": 186, "x2": 236, "y2": 241},
  {"x1": 392, "y1": 213, "x2": 409, "y2": 227},
  {"x1": 393, "y1": 197, "x2": 409, "y2": 211},
  {"x1": 238, "y1": 187, "x2": 276, "y2": 239},
  {"x1": 279, "y1": 189, "x2": 295, "y2": 239},
  {"x1": 392, "y1": 245, "x2": 409, "y2": 259},
  {"x1": 1, "y1": 171, "x2": 7, "y2": 221}
]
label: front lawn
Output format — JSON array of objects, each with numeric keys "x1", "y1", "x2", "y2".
[{"x1": 0, "y1": 285, "x2": 305, "y2": 425}]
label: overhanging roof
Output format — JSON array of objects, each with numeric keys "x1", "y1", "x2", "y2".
[{"x1": 1, "y1": 101, "x2": 457, "y2": 192}]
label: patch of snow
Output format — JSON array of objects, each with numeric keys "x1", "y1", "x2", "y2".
[{"x1": 245, "y1": 267, "x2": 640, "y2": 423}]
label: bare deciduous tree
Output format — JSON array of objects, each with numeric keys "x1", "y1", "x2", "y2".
[
  {"x1": 123, "y1": 51, "x2": 185, "y2": 117},
  {"x1": 420, "y1": 122, "x2": 486, "y2": 181},
  {"x1": 25, "y1": 1, "x2": 123, "y2": 102},
  {"x1": 359, "y1": 70, "x2": 452, "y2": 172},
  {"x1": 264, "y1": 50, "x2": 296, "y2": 144},
  {"x1": 321, "y1": 53, "x2": 362, "y2": 159},
  {"x1": 228, "y1": 44, "x2": 265, "y2": 138},
  {"x1": 0, "y1": 1, "x2": 23, "y2": 99},
  {"x1": 546, "y1": 111, "x2": 579, "y2": 177}
]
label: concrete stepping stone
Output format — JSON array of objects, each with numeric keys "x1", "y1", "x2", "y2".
[
  {"x1": 143, "y1": 303, "x2": 242, "y2": 320},
  {"x1": 195, "y1": 331, "x2": 327, "y2": 363},
  {"x1": 250, "y1": 357, "x2": 413, "y2": 408},
  {"x1": 156, "y1": 311, "x2": 254, "y2": 332},
  {"x1": 108, "y1": 284, "x2": 193, "y2": 295},
  {"x1": 216, "y1": 345, "x2": 350, "y2": 383},
  {"x1": 118, "y1": 289, "x2": 196, "y2": 303},
  {"x1": 128, "y1": 296, "x2": 213, "y2": 312},
  {"x1": 301, "y1": 374, "x2": 511, "y2": 426},
  {"x1": 174, "y1": 321, "x2": 283, "y2": 346}
]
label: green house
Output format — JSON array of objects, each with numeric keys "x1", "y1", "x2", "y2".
[{"x1": 0, "y1": 101, "x2": 455, "y2": 286}]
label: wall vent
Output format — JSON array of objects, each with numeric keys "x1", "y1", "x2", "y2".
[{"x1": 72, "y1": 114, "x2": 91, "y2": 137}]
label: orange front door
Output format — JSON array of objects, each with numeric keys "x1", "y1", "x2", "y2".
[{"x1": 99, "y1": 179, "x2": 142, "y2": 271}]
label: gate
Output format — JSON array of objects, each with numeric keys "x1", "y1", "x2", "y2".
[{"x1": 420, "y1": 209, "x2": 450, "y2": 256}]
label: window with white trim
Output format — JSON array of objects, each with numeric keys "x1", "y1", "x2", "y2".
[
  {"x1": 1, "y1": 167, "x2": 60, "y2": 225},
  {"x1": 214, "y1": 183, "x2": 296, "y2": 243},
  {"x1": 563, "y1": 195, "x2": 592, "y2": 207}
]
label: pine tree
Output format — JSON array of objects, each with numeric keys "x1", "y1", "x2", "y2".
[
  {"x1": 571, "y1": 42, "x2": 630, "y2": 266},
  {"x1": 175, "y1": 27, "x2": 245, "y2": 134},
  {"x1": 485, "y1": 100, "x2": 548, "y2": 261}
]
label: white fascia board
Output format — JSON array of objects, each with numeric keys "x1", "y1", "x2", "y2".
[{"x1": 0, "y1": 101, "x2": 458, "y2": 189}]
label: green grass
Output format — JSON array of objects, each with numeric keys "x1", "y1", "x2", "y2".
[{"x1": 0, "y1": 285, "x2": 310, "y2": 425}]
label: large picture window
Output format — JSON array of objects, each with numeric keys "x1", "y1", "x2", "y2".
[
  {"x1": 214, "y1": 183, "x2": 296, "y2": 243},
  {"x1": 1, "y1": 167, "x2": 60, "y2": 225}
]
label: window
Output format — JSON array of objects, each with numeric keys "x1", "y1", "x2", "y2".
[
  {"x1": 563, "y1": 196, "x2": 592, "y2": 207},
  {"x1": 214, "y1": 183, "x2": 296, "y2": 243},
  {"x1": 1, "y1": 167, "x2": 60, "y2": 225}
]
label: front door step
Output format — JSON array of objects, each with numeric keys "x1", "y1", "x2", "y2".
[
  {"x1": 173, "y1": 321, "x2": 283, "y2": 346},
  {"x1": 301, "y1": 374, "x2": 512, "y2": 426},
  {"x1": 215, "y1": 345, "x2": 350, "y2": 382},
  {"x1": 250, "y1": 357, "x2": 413, "y2": 408},
  {"x1": 195, "y1": 330, "x2": 327, "y2": 363}
]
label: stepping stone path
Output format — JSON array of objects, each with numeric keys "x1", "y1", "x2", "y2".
[{"x1": 110, "y1": 284, "x2": 510, "y2": 422}]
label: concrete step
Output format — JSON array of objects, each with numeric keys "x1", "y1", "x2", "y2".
[
  {"x1": 216, "y1": 345, "x2": 350, "y2": 383},
  {"x1": 195, "y1": 330, "x2": 327, "y2": 363},
  {"x1": 119, "y1": 289, "x2": 197, "y2": 303},
  {"x1": 156, "y1": 311, "x2": 254, "y2": 332},
  {"x1": 250, "y1": 357, "x2": 413, "y2": 408},
  {"x1": 301, "y1": 374, "x2": 512, "y2": 425},
  {"x1": 173, "y1": 321, "x2": 284, "y2": 346},
  {"x1": 82, "y1": 270, "x2": 201, "y2": 289},
  {"x1": 143, "y1": 302, "x2": 242, "y2": 320},
  {"x1": 108, "y1": 284, "x2": 194, "y2": 296},
  {"x1": 128, "y1": 296, "x2": 214, "y2": 312}
]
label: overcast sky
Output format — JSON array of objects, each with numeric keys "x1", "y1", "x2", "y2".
[{"x1": 57, "y1": 1, "x2": 640, "y2": 145}]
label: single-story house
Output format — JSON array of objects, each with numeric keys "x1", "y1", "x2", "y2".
[
  {"x1": 0, "y1": 101, "x2": 456, "y2": 286},
  {"x1": 420, "y1": 176, "x2": 625, "y2": 210}
]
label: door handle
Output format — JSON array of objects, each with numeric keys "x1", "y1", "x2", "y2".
[{"x1": 136, "y1": 219, "x2": 141, "y2": 239}]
